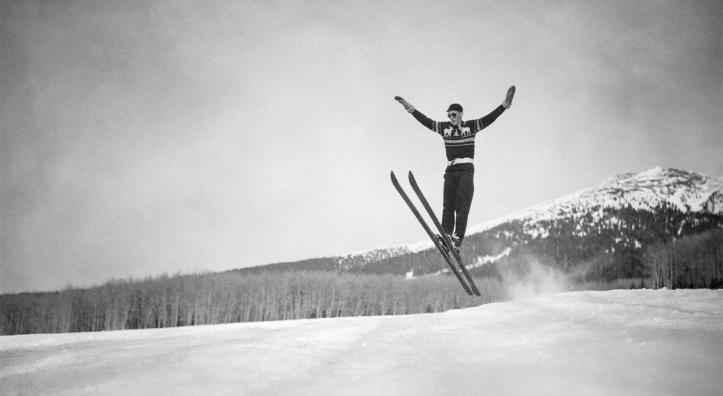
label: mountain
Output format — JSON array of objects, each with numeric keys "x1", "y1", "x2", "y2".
[
  {"x1": 468, "y1": 166, "x2": 721, "y2": 234},
  {"x1": 240, "y1": 168, "x2": 723, "y2": 288}
]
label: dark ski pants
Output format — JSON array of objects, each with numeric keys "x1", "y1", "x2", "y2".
[{"x1": 442, "y1": 166, "x2": 474, "y2": 245}]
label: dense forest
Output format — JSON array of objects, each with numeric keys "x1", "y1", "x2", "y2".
[{"x1": 0, "y1": 272, "x2": 503, "y2": 335}]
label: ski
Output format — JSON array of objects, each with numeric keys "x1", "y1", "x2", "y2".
[
  {"x1": 407, "y1": 171, "x2": 481, "y2": 296},
  {"x1": 390, "y1": 171, "x2": 474, "y2": 295}
]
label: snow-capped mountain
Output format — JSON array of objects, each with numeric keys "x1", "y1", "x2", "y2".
[
  {"x1": 452, "y1": 167, "x2": 722, "y2": 287},
  {"x1": 467, "y1": 166, "x2": 721, "y2": 237},
  {"x1": 245, "y1": 167, "x2": 722, "y2": 285},
  {"x1": 341, "y1": 167, "x2": 720, "y2": 260}
]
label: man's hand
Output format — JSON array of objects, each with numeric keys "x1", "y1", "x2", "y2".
[
  {"x1": 502, "y1": 85, "x2": 515, "y2": 109},
  {"x1": 394, "y1": 96, "x2": 416, "y2": 113}
]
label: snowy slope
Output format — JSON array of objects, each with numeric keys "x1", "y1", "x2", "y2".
[{"x1": 2, "y1": 289, "x2": 721, "y2": 396}]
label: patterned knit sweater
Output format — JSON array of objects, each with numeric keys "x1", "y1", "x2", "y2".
[{"x1": 411, "y1": 105, "x2": 506, "y2": 162}]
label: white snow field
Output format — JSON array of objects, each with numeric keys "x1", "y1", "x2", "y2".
[{"x1": 1, "y1": 289, "x2": 721, "y2": 396}]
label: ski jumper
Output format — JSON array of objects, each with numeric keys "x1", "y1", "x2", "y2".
[{"x1": 409, "y1": 105, "x2": 506, "y2": 244}]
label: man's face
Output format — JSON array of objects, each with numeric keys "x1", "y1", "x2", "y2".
[{"x1": 447, "y1": 111, "x2": 462, "y2": 126}]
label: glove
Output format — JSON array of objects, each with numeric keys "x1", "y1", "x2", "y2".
[
  {"x1": 394, "y1": 96, "x2": 416, "y2": 113},
  {"x1": 502, "y1": 86, "x2": 515, "y2": 109}
]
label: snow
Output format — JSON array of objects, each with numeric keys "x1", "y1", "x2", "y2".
[
  {"x1": 471, "y1": 247, "x2": 512, "y2": 268},
  {"x1": 404, "y1": 239, "x2": 434, "y2": 253},
  {"x1": 2, "y1": 289, "x2": 721, "y2": 395},
  {"x1": 639, "y1": 166, "x2": 665, "y2": 178}
]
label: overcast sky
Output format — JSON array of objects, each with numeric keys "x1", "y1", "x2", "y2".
[{"x1": 2, "y1": 0, "x2": 721, "y2": 293}]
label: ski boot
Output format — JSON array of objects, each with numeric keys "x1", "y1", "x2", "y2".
[{"x1": 435, "y1": 234, "x2": 461, "y2": 256}]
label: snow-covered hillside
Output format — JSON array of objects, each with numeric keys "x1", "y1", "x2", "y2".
[
  {"x1": 334, "y1": 167, "x2": 722, "y2": 270},
  {"x1": 2, "y1": 289, "x2": 721, "y2": 395},
  {"x1": 469, "y1": 166, "x2": 722, "y2": 234}
]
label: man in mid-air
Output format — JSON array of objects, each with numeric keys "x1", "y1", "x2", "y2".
[{"x1": 394, "y1": 86, "x2": 515, "y2": 250}]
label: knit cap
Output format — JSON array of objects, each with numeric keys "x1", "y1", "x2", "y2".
[{"x1": 447, "y1": 103, "x2": 463, "y2": 112}]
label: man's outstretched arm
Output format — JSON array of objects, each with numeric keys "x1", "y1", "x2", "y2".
[
  {"x1": 475, "y1": 86, "x2": 515, "y2": 131},
  {"x1": 395, "y1": 96, "x2": 438, "y2": 133}
]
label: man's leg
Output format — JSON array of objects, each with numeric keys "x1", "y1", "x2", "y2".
[
  {"x1": 453, "y1": 169, "x2": 475, "y2": 245},
  {"x1": 442, "y1": 171, "x2": 458, "y2": 236}
]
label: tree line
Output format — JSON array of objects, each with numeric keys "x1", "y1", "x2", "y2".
[
  {"x1": 0, "y1": 271, "x2": 504, "y2": 335},
  {"x1": 644, "y1": 229, "x2": 723, "y2": 289}
]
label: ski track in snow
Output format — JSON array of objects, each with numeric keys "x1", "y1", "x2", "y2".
[{"x1": 1, "y1": 289, "x2": 722, "y2": 396}]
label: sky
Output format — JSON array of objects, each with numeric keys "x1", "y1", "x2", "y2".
[
  {"x1": 2, "y1": 289, "x2": 722, "y2": 394},
  {"x1": 1, "y1": 0, "x2": 722, "y2": 293}
]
